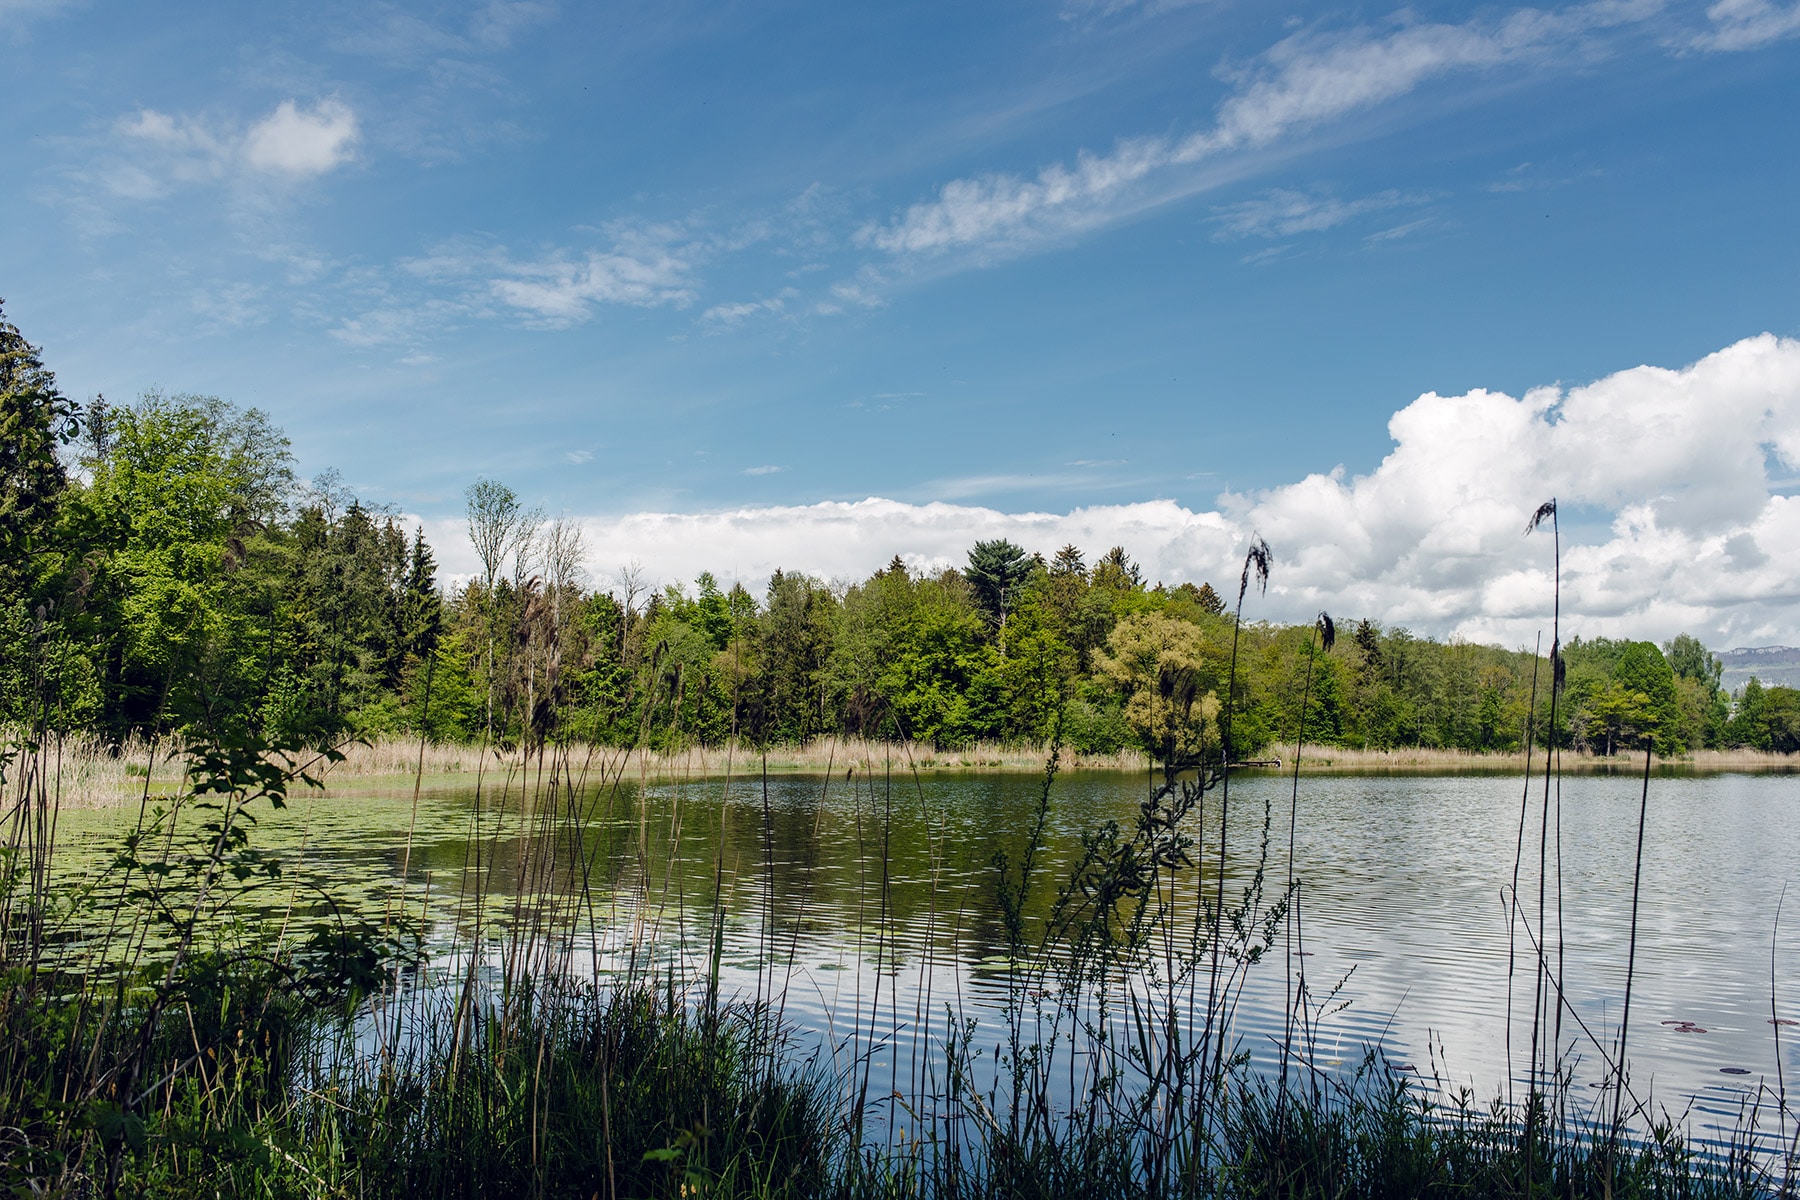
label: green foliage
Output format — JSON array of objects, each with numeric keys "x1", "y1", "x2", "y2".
[
  {"x1": 0, "y1": 728, "x2": 420, "y2": 1197},
  {"x1": 0, "y1": 310, "x2": 1766, "y2": 760},
  {"x1": 1563, "y1": 639, "x2": 1691, "y2": 754},
  {"x1": 0, "y1": 299, "x2": 79, "y2": 603},
  {"x1": 1727, "y1": 677, "x2": 1800, "y2": 751},
  {"x1": 962, "y1": 537, "x2": 1032, "y2": 633},
  {"x1": 1094, "y1": 610, "x2": 1222, "y2": 760}
]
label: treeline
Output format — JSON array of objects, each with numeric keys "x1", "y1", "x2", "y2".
[{"x1": 3, "y1": 304, "x2": 1793, "y2": 757}]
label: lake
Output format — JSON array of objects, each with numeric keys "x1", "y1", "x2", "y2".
[{"x1": 56, "y1": 760, "x2": 1800, "y2": 1150}]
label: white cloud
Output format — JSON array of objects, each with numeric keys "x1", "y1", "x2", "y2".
[
  {"x1": 241, "y1": 99, "x2": 359, "y2": 175},
  {"x1": 108, "y1": 97, "x2": 359, "y2": 198},
  {"x1": 408, "y1": 224, "x2": 697, "y2": 326},
  {"x1": 703, "y1": 301, "x2": 767, "y2": 323},
  {"x1": 743, "y1": 465, "x2": 783, "y2": 476},
  {"x1": 328, "y1": 299, "x2": 463, "y2": 348},
  {"x1": 420, "y1": 334, "x2": 1800, "y2": 649},
  {"x1": 860, "y1": 1, "x2": 1653, "y2": 260},
  {"x1": 701, "y1": 290, "x2": 794, "y2": 325},
  {"x1": 1209, "y1": 187, "x2": 1424, "y2": 239},
  {"x1": 858, "y1": 136, "x2": 1171, "y2": 255},
  {"x1": 1363, "y1": 217, "x2": 1434, "y2": 242},
  {"x1": 1693, "y1": 0, "x2": 1800, "y2": 49},
  {"x1": 486, "y1": 249, "x2": 691, "y2": 321}
]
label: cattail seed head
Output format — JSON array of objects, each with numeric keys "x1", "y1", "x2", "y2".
[
  {"x1": 1237, "y1": 536, "x2": 1273, "y2": 605},
  {"x1": 1526, "y1": 499, "x2": 1557, "y2": 535}
]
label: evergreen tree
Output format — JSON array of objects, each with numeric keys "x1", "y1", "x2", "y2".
[
  {"x1": 963, "y1": 539, "x2": 1031, "y2": 640},
  {"x1": 0, "y1": 300, "x2": 77, "y2": 601},
  {"x1": 403, "y1": 526, "x2": 443, "y2": 660}
]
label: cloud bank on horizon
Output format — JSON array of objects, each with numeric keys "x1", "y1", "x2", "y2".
[{"x1": 412, "y1": 333, "x2": 1800, "y2": 652}]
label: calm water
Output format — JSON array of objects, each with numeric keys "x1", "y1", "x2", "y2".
[{"x1": 58, "y1": 765, "x2": 1800, "y2": 1144}]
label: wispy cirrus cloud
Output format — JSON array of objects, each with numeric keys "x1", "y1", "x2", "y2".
[
  {"x1": 406, "y1": 223, "x2": 700, "y2": 326},
  {"x1": 1692, "y1": 0, "x2": 1800, "y2": 49},
  {"x1": 1208, "y1": 187, "x2": 1429, "y2": 239},
  {"x1": 857, "y1": 1, "x2": 1656, "y2": 262},
  {"x1": 1059, "y1": 0, "x2": 1208, "y2": 22},
  {"x1": 701, "y1": 288, "x2": 796, "y2": 326},
  {"x1": 250, "y1": 0, "x2": 1772, "y2": 350},
  {"x1": 331, "y1": 1, "x2": 556, "y2": 65}
]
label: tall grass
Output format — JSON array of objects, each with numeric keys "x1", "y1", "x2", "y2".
[{"x1": 4, "y1": 530, "x2": 1796, "y2": 1198}]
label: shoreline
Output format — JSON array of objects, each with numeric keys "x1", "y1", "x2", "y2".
[{"x1": 38, "y1": 734, "x2": 1799, "y2": 806}]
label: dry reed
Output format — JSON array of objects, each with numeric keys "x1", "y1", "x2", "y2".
[{"x1": 34, "y1": 734, "x2": 1798, "y2": 807}]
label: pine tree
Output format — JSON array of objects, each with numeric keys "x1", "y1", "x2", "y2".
[
  {"x1": 0, "y1": 300, "x2": 77, "y2": 600},
  {"x1": 403, "y1": 526, "x2": 443, "y2": 661},
  {"x1": 963, "y1": 539, "x2": 1031, "y2": 637}
]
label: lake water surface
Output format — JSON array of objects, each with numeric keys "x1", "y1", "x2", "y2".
[{"x1": 60, "y1": 764, "x2": 1800, "y2": 1147}]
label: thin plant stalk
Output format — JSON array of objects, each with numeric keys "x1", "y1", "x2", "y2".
[
  {"x1": 1279, "y1": 612, "x2": 1332, "y2": 1111},
  {"x1": 1202, "y1": 536, "x2": 1270, "y2": 1128},
  {"x1": 1606, "y1": 734, "x2": 1655, "y2": 1199},
  {"x1": 1506, "y1": 630, "x2": 1543, "y2": 1113}
]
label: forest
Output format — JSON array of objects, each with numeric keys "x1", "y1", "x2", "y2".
[{"x1": 4, "y1": 303, "x2": 1794, "y2": 760}]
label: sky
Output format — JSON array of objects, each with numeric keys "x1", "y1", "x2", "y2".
[{"x1": 4, "y1": 0, "x2": 1799, "y2": 648}]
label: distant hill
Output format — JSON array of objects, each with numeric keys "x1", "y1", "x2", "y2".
[{"x1": 1717, "y1": 646, "x2": 1800, "y2": 692}]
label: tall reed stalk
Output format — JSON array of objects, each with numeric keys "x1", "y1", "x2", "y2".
[
  {"x1": 1506, "y1": 630, "x2": 1543, "y2": 1112},
  {"x1": 1605, "y1": 734, "x2": 1655, "y2": 1199},
  {"x1": 1201, "y1": 537, "x2": 1272, "y2": 1107},
  {"x1": 1278, "y1": 612, "x2": 1332, "y2": 1111},
  {"x1": 1525, "y1": 497, "x2": 1565, "y2": 1166}
]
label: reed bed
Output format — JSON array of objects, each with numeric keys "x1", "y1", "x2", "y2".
[
  {"x1": 33, "y1": 735, "x2": 1155, "y2": 806},
  {"x1": 1266, "y1": 743, "x2": 1800, "y2": 775},
  {"x1": 33, "y1": 733, "x2": 1797, "y2": 810},
  {"x1": 6, "y1": 733, "x2": 187, "y2": 808},
  {"x1": 278, "y1": 738, "x2": 1800, "y2": 784},
  {"x1": 6, "y1": 725, "x2": 1794, "y2": 1197},
  {"x1": 318, "y1": 735, "x2": 1153, "y2": 780}
]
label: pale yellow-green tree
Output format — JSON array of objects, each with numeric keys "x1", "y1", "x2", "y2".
[{"x1": 1095, "y1": 610, "x2": 1222, "y2": 762}]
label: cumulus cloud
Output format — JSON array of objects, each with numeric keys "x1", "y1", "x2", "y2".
[
  {"x1": 1229, "y1": 334, "x2": 1800, "y2": 645},
  {"x1": 419, "y1": 334, "x2": 1800, "y2": 650},
  {"x1": 109, "y1": 97, "x2": 358, "y2": 197},
  {"x1": 241, "y1": 99, "x2": 359, "y2": 174},
  {"x1": 860, "y1": 1, "x2": 1652, "y2": 259}
]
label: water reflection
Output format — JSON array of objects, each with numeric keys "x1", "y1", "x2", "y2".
[{"x1": 57, "y1": 766, "x2": 1800, "y2": 1147}]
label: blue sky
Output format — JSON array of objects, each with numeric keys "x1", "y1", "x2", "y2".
[{"x1": 6, "y1": 0, "x2": 1800, "y2": 643}]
